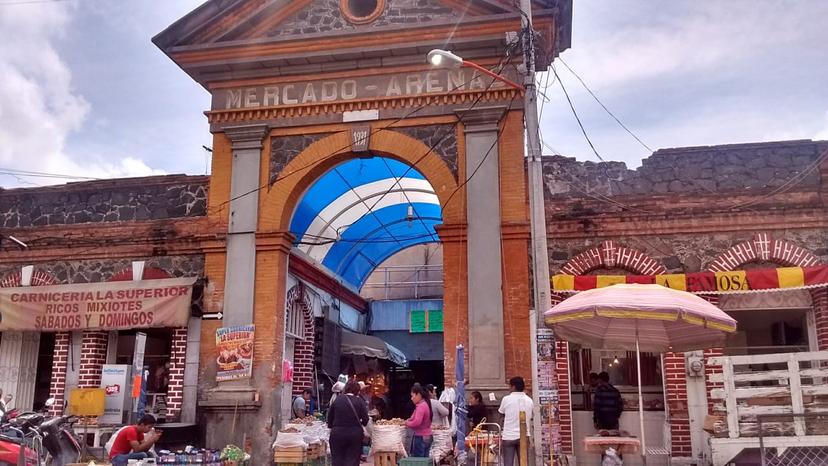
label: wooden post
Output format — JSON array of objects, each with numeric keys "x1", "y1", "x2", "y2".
[{"x1": 519, "y1": 411, "x2": 529, "y2": 466}]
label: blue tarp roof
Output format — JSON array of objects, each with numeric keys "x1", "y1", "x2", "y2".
[{"x1": 290, "y1": 156, "x2": 442, "y2": 289}]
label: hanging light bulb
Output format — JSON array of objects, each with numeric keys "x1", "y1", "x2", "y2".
[
  {"x1": 406, "y1": 205, "x2": 415, "y2": 228},
  {"x1": 613, "y1": 356, "x2": 620, "y2": 365}
]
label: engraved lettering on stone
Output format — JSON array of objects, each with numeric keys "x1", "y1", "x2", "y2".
[
  {"x1": 263, "y1": 86, "x2": 280, "y2": 106},
  {"x1": 341, "y1": 80, "x2": 357, "y2": 100},
  {"x1": 321, "y1": 82, "x2": 338, "y2": 102},
  {"x1": 425, "y1": 71, "x2": 443, "y2": 93},
  {"x1": 351, "y1": 127, "x2": 370, "y2": 153},
  {"x1": 226, "y1": 89, "x2": 242, "y2": 109},
  {"x1": 302, "y1": 83, "x2": 318, "y2": 103},
  {"x1": 448, "y1": 69, "x2": 465, "y2": 91},
  {"x1": 243, "y1": 88, "x2": 260, "y2": 107},
  {"x1": 282, "y1": 84, "x2": 298, "y2": 105},
  {"x1": 405, "y1": 74, "x2": 424, "y2": 95},
  {"x1": 386, "y1": 77, "x2": 402, "y2": 97}
]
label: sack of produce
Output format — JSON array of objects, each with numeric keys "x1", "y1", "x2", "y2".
[
  {"x1": 272, "y1": 427, "x2": 308, "y2": 450},
  {"x1": 430, "y1": 426, "x2": 453, "y2": 462},
  {"x1": 371, "y1": 419, "x2": 408, "y2": 457}
]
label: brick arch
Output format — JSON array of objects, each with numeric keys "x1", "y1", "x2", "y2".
[
  {"x1": 286, "y1": 283, "x2": 316, "y2": 395},
  {"x1": 109, "y1": 266, "x2": 173, "y2": 281},
  {"x1": 705, "y1": 233, "x2": 821, "y2": 272},
  {"x1": 559, "y1": 240, "x2": 666, "y2": 276},
  {"x1": 259, "y1": 127, "x2": 462, "y2": 232},
  {"x1": 0, "y1": 269, "x2": 59, "y2": 287}
]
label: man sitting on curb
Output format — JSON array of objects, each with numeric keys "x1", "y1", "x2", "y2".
[{"x1": 108, "y1": 414, "x2": 162, "y2": 466}]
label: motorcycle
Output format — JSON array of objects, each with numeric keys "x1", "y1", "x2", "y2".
[{"x1": 0, "y1": 398, "x2": 80, "y2": 466}]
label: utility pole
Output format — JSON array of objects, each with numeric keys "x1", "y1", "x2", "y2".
[{"x1": 521, "y1": 0, "x2": 553, "y2": 465}]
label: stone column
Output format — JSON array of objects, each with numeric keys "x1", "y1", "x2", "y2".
[
  {"x1": 223, "y1": 124, "x2": 269, "y2": 328},
  {"x1": 456, "y1": 106, "x2": 508, "y2": 390},
  {"x1": 0, "y1": 332, "x2": 40, "y2": 411}
]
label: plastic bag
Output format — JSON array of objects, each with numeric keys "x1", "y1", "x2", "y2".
[
  {"x1": 602, "y1": 447, "x2": 623, "y2": 466},
  {"x1": 272, "y1": 431, "x2": 308, "y2": 450},
  {"x1": 439, "y1": 388, "x2": 457, "y2": 436}
]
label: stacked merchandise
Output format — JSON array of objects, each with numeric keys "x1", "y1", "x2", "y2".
[
  {"x1": 156, "y1": 448, "x2": 223, "y2": 465},
  {"x1": 273, "y1": 425, "x2": 329, "y2": 465},
  {"x1": 429, "y1": 426, "x2": 452, "y2": 463}
]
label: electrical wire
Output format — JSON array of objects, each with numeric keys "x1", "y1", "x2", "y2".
[
  {"x1": 550, "y1": 63, "x2": 605, "y2": 162},
  {"x1": 558, "y1": 57, "x2": 653, "y2": 153}
]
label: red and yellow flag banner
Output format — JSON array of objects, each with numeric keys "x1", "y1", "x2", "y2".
[{"x1": 552, "y1": 265, "x2": 828, "y2": 293}]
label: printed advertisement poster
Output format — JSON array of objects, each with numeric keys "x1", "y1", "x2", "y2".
[
  {"x1": 100, "y1": 364, "x2": 131, "y2": 424},
  {"x1": 216, "y1": 325, "x2": 255, "y2": 382},
  {"x1": 535, "y1": 327, "x2": 560, "y2": 465}
]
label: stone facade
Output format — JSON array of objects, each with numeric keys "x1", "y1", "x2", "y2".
[
  {"x1": 270, "y1": 133, "x2": 331, "y2": 184},
  {"x1": 396, "y1": 124, "x2": 458, "y2": 179},
  {"x1": 543, "y1": 140, "x2": 828, "y2": 207},
  {"x1": 0, "y1": 175, "x2": 208, "y2": 228},
  {"x1": 265, "y1": 0, "x2": 458, "y2": 38}
]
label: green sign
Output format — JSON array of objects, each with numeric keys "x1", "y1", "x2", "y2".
[
  {"x1": 409, "y1": 310, "x2": 443, "y2": 333},
  {"x1": 410, "y1": 310, "x2": 427, "y2": 333},
  {"x1": 428, "y1": 310, "x2": 444, "y2": 332}
]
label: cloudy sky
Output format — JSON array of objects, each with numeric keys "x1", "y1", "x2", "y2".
[{"x1": 0, "y1": 0, "x2": 826, "y2": 188}]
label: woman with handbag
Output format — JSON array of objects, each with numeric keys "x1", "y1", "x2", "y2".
[{"x1": 327, "y1": 380, "x2": 369, "y2": 466}]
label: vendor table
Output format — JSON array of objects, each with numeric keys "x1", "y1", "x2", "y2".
[{"x1": 582, "y1": 436, "x2": 640, "y2": 455}]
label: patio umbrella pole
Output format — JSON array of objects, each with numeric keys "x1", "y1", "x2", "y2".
[{"x1": 636, "y1": 334, "x2": 647, "y2": 464}]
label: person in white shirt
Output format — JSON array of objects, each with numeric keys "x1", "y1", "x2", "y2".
[{"x1": 498, "y1": 377, "x2": 533, "y2": 466}]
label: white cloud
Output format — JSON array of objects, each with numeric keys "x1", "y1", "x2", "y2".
[{"x1": 0, "y1": 2, "x2": 167, "y2": 187}]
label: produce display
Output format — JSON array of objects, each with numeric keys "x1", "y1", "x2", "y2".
[
  {"x1": 157, "y1": 448, "x2": 223, "y2": 465},
  {"x1": 375, "y1": 418, "x2": 406, "y2": 426}
]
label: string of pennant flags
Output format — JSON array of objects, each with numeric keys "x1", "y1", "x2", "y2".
[{"x1": 551, "y1": 265, "x2": 828, "y2": 294}]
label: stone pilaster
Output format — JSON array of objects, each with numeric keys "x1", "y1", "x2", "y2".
[{"x1": 456, "y1": 106, "x2": 508, "y2": 390}]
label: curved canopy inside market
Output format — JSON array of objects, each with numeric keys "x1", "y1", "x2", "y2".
[{"x1": 290, "y1": 156, "x2": 442, "y2": 289}]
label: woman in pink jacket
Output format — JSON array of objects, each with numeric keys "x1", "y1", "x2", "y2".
[{"x1": 405, "y1": 383, "x2": 433, "y2": 457}]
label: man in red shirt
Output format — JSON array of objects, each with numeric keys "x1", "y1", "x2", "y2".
[{"x1": 109, "y1": 414, "x2": 162, "y2": 466}]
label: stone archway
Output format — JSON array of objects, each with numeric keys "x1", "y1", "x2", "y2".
[{"x1": 260, "y1": 127, "x2": 461, "y2": 232}]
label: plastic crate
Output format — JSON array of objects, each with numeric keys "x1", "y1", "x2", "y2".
[{"x1": 399, "y1": 457, "x2": 434, "y2": 466}]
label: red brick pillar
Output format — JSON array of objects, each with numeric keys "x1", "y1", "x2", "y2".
[
  {"x1": 49, "y1": 332, "x2": 71, "y2": 416},
  {"x1": 703, "y1": 348, "x2": 725, "y2": 415},
  {"x1": 292, "y1": 312, "x2": 316, "y2": 395},
  {"x1": 555, "y1": 340, "x2": 573, "y2": 456},
  {"x1": 811, "y1": 288, "x2": 828, "y2": 350},
  {"x1": 78, "y1": 331, "x2": 108, "y2": 388},
  {"x1": 166, "y1": 327, "x2": 188, "y2": 421},
  {"x1": 664, "y1": 352, "x2": 691, "y2": 456}
]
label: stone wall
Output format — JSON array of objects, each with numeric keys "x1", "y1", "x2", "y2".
[
  {"x1": 396, "y1": 124, "x2": 458, "y2": 179},
  {"x1": 543, "y1": 140, "x2": 828, "y2": 201},
  {"x1": 548, "y1": 229, "x2": 828, "y2": 274},
  {"x1": 270, "y1": 133, "x2": 330, "y2": 184},
  {"x1": 0, "y1": 175, "x2": 208, "y2": 228},
  {"x1": 264, "y1": 0, "x2": 458, "y2": 38}
]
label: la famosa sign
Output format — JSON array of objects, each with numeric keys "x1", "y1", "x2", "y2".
[{"x1": 213, "y1": 68, "x2": 514, "y2": 110}]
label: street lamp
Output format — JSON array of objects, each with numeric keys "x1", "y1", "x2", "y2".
[{"x1": 427, "y1": 49, "x2": 524, "y2": 92}]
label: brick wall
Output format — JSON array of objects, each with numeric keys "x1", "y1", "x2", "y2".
[
  {"x1": 78, "y1": 331, "x2": 108, "y2": 388},
  {"x1": 292, "y1": 310, "x2": 316, "y2": 395},
  {"x1": 166, "y1": 327, "x2": 188, "y2": 421},
  {"x1": 664, "y1": 352, "x2": 691, "y2": 456},
  {"x1": 811, "y1": 288, "x2": 828, "y2": 350},
  {"x1": 49, "y1": 332, "x2": 70, "y2": 416}
]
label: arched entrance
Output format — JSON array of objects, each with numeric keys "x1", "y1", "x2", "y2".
[{"x1": 154, "y1": 0, "x2": 571, "y2": 454}]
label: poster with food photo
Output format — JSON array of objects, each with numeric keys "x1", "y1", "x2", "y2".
[{"x1": 216, "y1": 324, "x2": 255, "y2": 382}]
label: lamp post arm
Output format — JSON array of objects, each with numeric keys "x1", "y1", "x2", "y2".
[{"x1": 462, "y1": 61, "x2": 525, "y2": 93}]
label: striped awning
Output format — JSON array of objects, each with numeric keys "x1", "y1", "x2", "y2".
[{"x1": 552, "y1": 265, "x2": 828, "y2": 294}]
